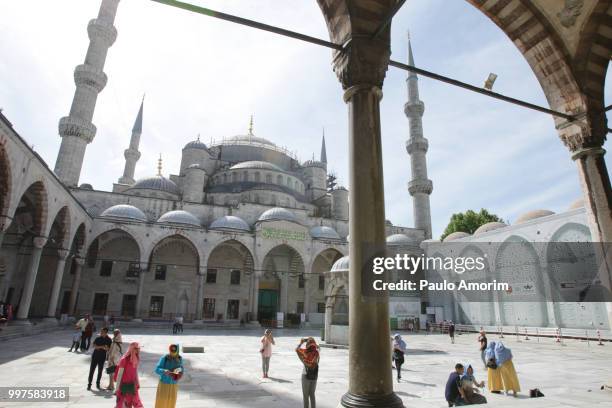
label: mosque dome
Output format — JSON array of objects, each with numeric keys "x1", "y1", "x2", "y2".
[
  {"x1": 209, "y1": 215, "x2": 251, "y2": 232},
  {"x1": 515, "y1": 209, "x2": 555, "y2": 224},
  {"x1": 100, "y1": 204, "x2": 147, "y2": 222},
  {"x1": 230, "y1": 161, "x2": 283, "y2": 172},
  {"x1": 473, "y1": 222, "x2": 508, "y2": 235},
  {"x1": 568, "y1": 198, "x2": 584, "y2": 210},
  {"x1": 183, "y1": 138, "x2": 208, "y2": 150},
  {"x1": 444, "y1": 231, "x2": 470, "y2": 241},
  {"x1": 130, "y1": 175, "x2": 179, "y2": 195},
  {"x1": 386, "y1": 234, "x2": 412, "y2": 246},
  {"x1": 157, "y1": 210, "x2": 201, "y2": 227},
  {"x1": 224, "y1": 134, "x2": 276, "y2": 146},
  {"x1": 331, "y1": 256, "x2": 349, "y2": 272},
  {"x1": 258, "y1": 207, "x2": 298, "y2": 223},
  {"x1": 310, "y1": 226, "x2": 341, "y2": 240},
  {"x1": 79, "y1": 183, "x2": 93, "y2": 190}
]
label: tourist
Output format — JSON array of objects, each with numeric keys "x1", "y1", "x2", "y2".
[
  {"x1": 485, "y1": 341, "x2": 503, "y2": 393},
  {"x1": 449, "y1": 321, "x2": 456, "y2": 344},
  {"x1": 260, "y1": 329, "x2": 275, "y2": 378},
  {"x1": 494, "y1": 342, "x2": 520, "y2": 396},
  {"x1": 296, "y1": 337, "x2": 319, "y2": 408},
  {"x1": 392, "y1": 333, "x2": 406, "y2": 382},
  {"x1": 114, "y1": 342, "x2": 143, "y2": 408},
  {"x1": 110, "y1": 314, "x2": 116, "y2": 331},
  {"x1": 87, "y1": 327, "x2": 112, "y2": 390},
  {"x1": 461, "y1": 364, "x2": 486, "y2": 404},
  {"x1": 76, "y1": 313, "x2": 90, "y2": 351},
  {"x1": 106, "y1": 329, "x2": 123, "y2": 391},
  {"x1": 154, "y1": 343, "x2": 184, "y2": 408},
  {"x1": 172, "y1": 315, "x2": 183, "y2": 334},
  {"x1": 477, "y1": 330, "x2": 487, "y2": 368},
  {"x1": 68, "y1": 326, "x2": 81, "y2": 352},
  {"x1": 83, "y1": 315, "x2": 96, "y2": 351},
  {"x1": 444, "y1": 363, "x2": 466, "y2": 407}
]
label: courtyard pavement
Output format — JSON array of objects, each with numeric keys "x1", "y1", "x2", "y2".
[{"x1": 0, "y1": 326, "x2": 611, "y2": 407}]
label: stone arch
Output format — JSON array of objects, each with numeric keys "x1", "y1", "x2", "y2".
[
  {"x1": 495, "y1": 235, "x2": 548, "y2": 327},
  {"x1": 148, "y1": 234, "x2": 200, "y2": 271},
  {"x1": 207, "y1": 239, "x2": 254, "y2": 274},
  {"x1": 0, "y1": 143, "x2": 12, "y2": 223},
  {"x1": 457, "y1": 244, "x2": 495, "y2": 325},
  {"x1": 87, "y1": 226, "x2": 143, "y2": 264},
  {"x1": 70, "y1": 223, "x2": 87, "y2": 256},
  {"x1": 13, "y1": 181, "x2": 48, "y2": 237},
  {"x1": 87, "y1": 228, "x2": 141, "y2": 274},
  {"x1": 46, "y1": 206, "x2": 71, "y2": 249}
]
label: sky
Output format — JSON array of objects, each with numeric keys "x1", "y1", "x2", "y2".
[{"x1": 0, "y1": 0, "x2": 609, "y2": 239}]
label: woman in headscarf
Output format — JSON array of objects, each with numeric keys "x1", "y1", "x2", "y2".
[
  {"x1": 392, "y1": 333, "x2": 406, "y2": 382},
  {"x1": 106, "y1": 329, "x2": 123, "y2": 391},
  {"x1": 494, "y1": 342, "x2": 520, "y2": 396},
  {"x1": 114, "y1": 342, "x2": 143, "y2": 408},
  {"x1": 485, "y1": 341, "x2": 503, "y2": 393},
  {"x1": 154, "y1": 344, "x2": 184, "y2": 408},
  {"x1": 461, "y1": 364, "x2": 487, "y2": 404},
  {"x1": 296, "y1": 337, "x2": 320, "y2": 408}
]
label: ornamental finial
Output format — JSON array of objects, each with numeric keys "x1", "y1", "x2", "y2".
[
  {"x1": 248, "y1": 115, "x2": 254, "y2": 135},
  {"x1": 157, "y1": 153, "x2": 163, "y2": 176}
]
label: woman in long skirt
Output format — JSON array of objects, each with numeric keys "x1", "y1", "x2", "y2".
[
  {"x1": 485, "y1": 341, "x2": 503, "y2": 393},
  {"x1": 494, "y1": 342, "x2": 520, "y2": 396},
  {"x1": 155, "y1": 344, "x2": 184, "y2": 408},
  {"x1": 114, "y1": 342, "x2": 143, "y2": 408},
  {"x1": 106, "y1": 329, "x2": 123, "y2": 391}
]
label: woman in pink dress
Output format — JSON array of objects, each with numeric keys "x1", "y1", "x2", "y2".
[
  {"x1": 114, "y1": 342, "x2": 143, "y2": 408},
  {"x1": 260, "y1": 329, "x2": 275, "y2": 378}
]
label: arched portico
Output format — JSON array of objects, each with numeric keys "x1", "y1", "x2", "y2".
[{"x1": 308, "y1": 248, "x2": 344, "y2": 323}]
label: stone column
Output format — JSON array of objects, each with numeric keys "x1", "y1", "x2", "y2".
[
  {"x1": 303, "y1": 278, "x2": 311, "y2": 320},
  {"x1": 324, "y1": 298, "x2": 333, "y2": 342},
  {"x1": 16, "y1": 237, "x2": 47, "y2": 321},
  {"x1": 0, "y1": 215, "x2": 12, "y2": 250},
  {"x1": 194, "y1": 272, "x2": 205, "y2": 321},
  {"x1": 0, "y1": 215, "x2": 13, "y2": 299},
  {"x1": 46, "y1": 249, "x2": 70, "y2": 319},
  {"x1": 252, "y1": 274, "x2": 260, "y2": 321},
  {"x1": 332, "y1": 37, "x2": 403, "y2": 407},
  {"x1": 68, "y1": 257, "x2": 85, "y2": 316},
  {"x1": 280, "y1": 270, "x2": 289, "y2": 314},
  {"x1": 133, "y1": 263, "x2": 147, "y2": 321}
]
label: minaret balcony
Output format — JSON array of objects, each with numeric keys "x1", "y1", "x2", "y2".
[
  {"x1": 124, "y1": 149, "x2": 141, "y2": 161},
  {"x1": 74, "y1": 64, "x2": 108, "y2": 93},
  {"x1": 406, "y1": 138, "x2": 429, "y2": 154},
  {"x1": 408, "y1": 179, "x2": 433, "y2": 195},
  {"x1": 58, "y1": 116, "x2": 96, "y2": 143},
  {"x1": 87, "y1": 18, "x2": 118, "y2": 46},
  {"x1": 404, "y1": 101, "x2": 425, "y2": 117}
]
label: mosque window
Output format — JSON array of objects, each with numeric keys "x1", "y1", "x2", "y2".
[
  {"x1": 319, "y1": 275, "x2": 325, "y2": 290},
  {"x1": 230, "y1": 269, "x2": 241, "y2": 285},
  {"x1": 206, "y1": 269, "x2": 217, "y2": 283},
  {"x1": 203, "y1": 298, "x2": 215, "y2": 319},
  {"x1": 100, "y1": 260, "x2": 113, "y2": 277},
  {"x1": 266, "y1": 174, "x2": 272, "y2": 183},
  {"x1": 92, "y1": 293, "x2": 109, "y2": 315},
  {"x1": 297, "y1": 302, "x2": 304, "y2": 314},
  {"x1": 149, "y1": 296, "x2": 164, "y2": 317},
  {"x1": 227, "y1": 299, "x2": 240, "y2": 319},
  {"x1": 298, "y1": 273, "x2": 305, "y2": 288},
  {"x1": 155, "y1": 265, "x2": 167, "y2": 280},
  {"x1": 317, "y1": 303, "x2": 325, "y2": 313}
]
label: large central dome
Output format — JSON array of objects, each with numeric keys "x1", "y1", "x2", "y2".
[{"x1": 223, "y1": 134, "x2": 276, "y2": 146}]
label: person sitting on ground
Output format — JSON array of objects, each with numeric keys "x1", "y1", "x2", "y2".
[
  {"x1": 445, "y1": 363, "x2": 467, "y2": 407},
  {"x1": 485, "y1": 341, "x2": 503, "y2": 394},
  {"x1": 461, "y1": 364, "x2": 487, "y2": 405}
]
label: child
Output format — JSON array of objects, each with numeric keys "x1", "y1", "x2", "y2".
[{"x1": 68, "y1": 327, "x2": 81, "y2": 352}]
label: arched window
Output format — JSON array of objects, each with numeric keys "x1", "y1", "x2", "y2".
[{"x1": 266, "y1": 174, "x2": 272, "y2": 183}]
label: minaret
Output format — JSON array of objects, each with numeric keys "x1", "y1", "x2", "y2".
[
  {"x1": 405, "y1": 36, "x2": 433, "y2": 239},
  {"x1": 54, "y1": 0, "x2": 120, "y2": 186},
  {"x1": 320, "y1": 129, "x2": 327, "y2": 164},
  {"x1": 118, "y1": 98, "x2": 144, "y2": 185}
]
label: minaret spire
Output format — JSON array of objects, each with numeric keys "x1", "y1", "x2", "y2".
[
  {"x1": 320, "y1": 128, "x2": 327, "y2": 164},
  {"x1": 248, "y1": 115, "x2": 254, "y2": 135},
  {"x1": 157, "y1": 154, "x2": 163, "y2": 176},
  {"x1": 54, "y1": 0, "x2": 120, "y2": 187},
  {"x1": 118, "y1": 97, "x2": 143, "y2": 185},
  {"x1": 405, "y1": 34, "x2": 433, "y2": 239}
]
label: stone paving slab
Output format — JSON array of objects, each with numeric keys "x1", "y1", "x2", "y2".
[{"x1": 0, "y1": 327, "x2": 610, "y2": 407}]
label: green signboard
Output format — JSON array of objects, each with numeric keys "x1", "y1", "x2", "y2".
[{"x1": 261, "y1": 227, "x2": 306, "y2": 241}]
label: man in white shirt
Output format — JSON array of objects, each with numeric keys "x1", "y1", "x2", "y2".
[{"x1": 75, "y1": 314, "x2": 90, "y2": 351}]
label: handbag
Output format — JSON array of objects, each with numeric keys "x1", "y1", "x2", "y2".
[
  {"x1": 106, "y1": 365, "x2": 115, "y2": 374},
  {"x1": 120, "y1": 382, "x2": 135, "y2": 395}
]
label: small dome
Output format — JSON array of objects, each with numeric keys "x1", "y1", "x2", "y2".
[
  {"x1": 79, "y1": 183, "x2": 93, "y2": 190},
  {"x1": 158, "y1": 210, "x2": 201, "y2": 227},
  {"x1": 100, "y1": 204, "x2": 147, "y2": 222},
  {"x1": 183, "y1": 138, "x2": 208, "y2": 150},
  {"x1": 386, "y1": 234, "x2": 413, "y2": 246},
  {"x1": 473, "y1": 222, "x2": 508, "y2": 235},
  {"x1": 515, "y1": 209, "x2": 555, "y2": 224},
  {"x1": 568, "y1": 198, "x2": 584, "y2": 210},
  {"x1": 230, "y1": 161, "x2": 283, "y2": 172},
  {"x1": 444, "y1": 231, "x2": 470, "y2": 241},
  {"x1": 224, "y1": 135, "x2": 276, "y2": 146},
  {"x1": 258, "y1": 207, "x2": 298, "y2": 223},
  {"x1": 130, "y1": 176, "x2": 179, "y2": 195},
  {"x1": 331, "y1": 256, "x2": 349, "y2": 272},
  {"x1": 310, "y1": 226, "x2": 340, "y2": 240},
  {"x1": 210, "y1": 215, "x2": 250, "y2": 232}
]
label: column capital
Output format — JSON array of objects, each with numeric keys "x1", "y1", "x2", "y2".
[
  {"x1": 333, "y1": 36, "x2": 390, "y2": 91},
  {"x1": 57, "y1": 249, "x2": 70, "y2": 260},
  {"x1": 74, "y1": 257, "x2": 86, "y2": 266},
  {"x1": 32, "y1": 236, "x2": 47, "y2": 249},
  {"x1": 571, "y1": 146, "x2": 606, "y2": 161}
]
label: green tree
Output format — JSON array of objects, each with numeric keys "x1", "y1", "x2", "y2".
[{"x1": 440, "y1": 209, "x2": 503, "y2": 240}]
